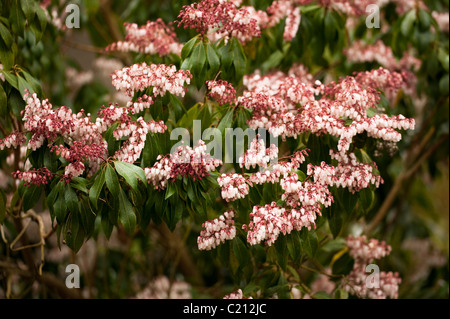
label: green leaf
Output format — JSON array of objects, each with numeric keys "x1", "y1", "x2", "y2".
[
  {"x1": 190, "y1": 42, "x2": 206, "y2": 80},
  {"x1": 70, "y1": 177, "x2": 89, "y2": 194},
  {"x1": 418, "y1": 8, "x2": 431, "y2": 31},
  {"x1": 332, "y1": 251, "x2": 354, "y2": 276},
  {"x1": 165, "y1": 182, "x2": 176, "y2": 200},
  {"x1": 118, "y1": 186, "x2": 136, "y2": 234},
  {"x1": 89, "y1": 168, "x2": 105, "y2": 210},
  {"x1": 0, "y1": 84, "x2": 7, "y2": 117},
  {"x1": 206, "y1": 43, "x2": 220, "y2": 76},
  {"x1": 23, "y1": 184, "x2": 42, "y2": 211},
  {"x1": 64, "y1": 211, "x2": 86, "y2": 253},
  {"x1": 64, "y1": 185, "x2": 79, "y2": 214},
  {"x1": 181, "y1": 36, "x2": 199, "y2": 60},
  {"x1": 439, "y1": 74, "x2": 449, "y2": 96},
  {"x1": 105, "y1": 164, "x2": 119, "y2": 197},
  {"x1": 232, "y1": 237, "x2": 249, "y2": 267},
  {"x1": 0, "y1": 189, "x2": 6, "y2": 224},
  {"x1": 334, "y1": 289, "x2": 349, "y2": 299},
  {"x1": 401, "y1": 10, "x2": 416, "y2": 37},
  {"x1": 9, "y1": 0, "x2": 25, "y2": 36},
  {"x1": 53, "y1": 196, "x2": 67, "y2": 223},
  {"x1": 17, "y1": 76, "x2": 34, "y2": 96},
  {"x1": 115, "y1": 161, "x2": 143, "y2": 192},
  {"x1": 0, "y1": 22, "x2": 13, "y2": 47},
  {"x1": 312, "y1": 291, "x2": 332, "y2": 299},
  {"x1": 20, "y1": 0, "x2": 35, "y2": 22},
  {"x1": 217, "y1": 108, "x2": 234, "y2": 134},
  {"x1": 34, "y1": 1, "x2": 47, "y2": 33},
  {"x1": 0, "y1": 71, "x2": 18, "y2": 89},
  {"x1": 287, "y1": 231, "x2": 302, "y2": 262},
  {"x1": 301, "y1": 229, "x2": 318, "y2": 258}
]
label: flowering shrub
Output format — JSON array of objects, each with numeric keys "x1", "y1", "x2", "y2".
[{"x1": 0, "y1": 0, "x2": 448, "y2": 300}]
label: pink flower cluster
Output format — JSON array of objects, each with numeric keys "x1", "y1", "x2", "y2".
[
  {"x1": 0, "y1": 131, "x2": 26, "y2": 150},
  {"x1": 177, "y1": 0, "x2": 261, "y2": 43},
  {"x1": 111, "y1": 62, "x2": 191, "y2": 98},
  {"x1": 197, "y1": 210, "x2": 237, "y2": 250},
  {"x1": 241, "y1": 65, "x2": 415, "y2": 195},
  {"x1": 239, "y1": 137, "x2": 278, "y2": 170},
  {"x1": 12, "y1": 167, "x2": 53, "y2": 187},
  {"x1": 342, "y1": 235, "x2": 402, "y2": 299},
  {"x1": 206, "y1": 80, "x2": 237, "y2": 105},
  {"x1": 267, "y1": 0, "x2": 301, "y2": 41},
  {"x1": 217, "y1": 139, "x2": 309, "y2": 203},
  {"x1": 144, "y1": 140, "x2": 222, "y2": 190},
  {"x1": 177, "y1": 0, "x2": 305, "y2": 44},
  {"x1": 106, "y1": 19, "x2": 183, "y2": 56}
]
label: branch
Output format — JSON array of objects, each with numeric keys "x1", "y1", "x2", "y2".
[{"x1": 365, "y1": 133, "x2": 449, "y2": 234}]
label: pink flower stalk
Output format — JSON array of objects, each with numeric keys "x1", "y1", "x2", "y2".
[
  {"x1": 342, "y1": 235, "x2": 402, "y2": 299},
  {"x1": 111, "y1": 62, "x2": 191, "y2": 97},
  {"x1": 106, "y1": 19, "x2": 183, "y2": 56},
  {"x1": 177, "y1": 0, "x2": 261, "y2": 43},
  {"x1": 145, "y1": 140, "x2": 222, "y2": 190},
  {"x1": 197, "y1": 210, "x2": 236, "y2": 250},
  {"x1": 206, "y1": 80, "x2": 237, "y2": 105},
  {"x1": 12, "y1": 167, "x2": 53, "y2": 187}
]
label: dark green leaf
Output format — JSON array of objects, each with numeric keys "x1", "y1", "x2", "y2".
[
  {"x1": 232, "y1": 237, "x2": 249, "y2": 267},
  {"x1": 206, "y1": 43, "x2": 220, "y2": 76},
  {"x1": 217, "y1": 108, "x2": 234, "y2": 134},
  {"x1": 181, "y1": 36, "x2": 199, "y2": 60},
  {"x1": 118, "y1": 186, "x2": 136, "y2": 234},
  {"x1": 105, "y1": 164, "x2": 119, "y2": 197},
  {"x1": 0, "y1": 189, "x2": 6, "y2": 224},
  {"x1": 401, "y1": 10, "x2": 416, "y2": 36},
  {"x1": 64, "y1": 185, "x2": 78, "y2": 214},
  {"x1": 0, "y1": 84, "x2": 7, "y2": 117},
  {"x1": 64, "y1": 211, "x2": 85, "y2": 253},
  {"x1": 23, "y1": 184, "x2": 42, "y2": 211},
  {"x1": 165, "y1": 182, "x2": 176, "y2": 200},
  {"x1": 89, "y1": 168, "x2": 105, "y2": 210},
  {"x1": 21, "y1": 0, "x2": 35, "y2": 22},
  {"x1": 0, "y1": 22, "x2": 13, "y2": 47}
]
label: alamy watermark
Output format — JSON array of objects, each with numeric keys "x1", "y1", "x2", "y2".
[
  {"x1": 65, "y1": 264, "x2": 80, "y2": 288},
  {"x1": 366, "y1": 4, "x2": 381, "y2": 29},
  {"x1": 65, "y1": 3, "x2": 80, "y2": 29},
  {"x1": 365, "y1": 264, "x2": 380, "y2": 288}
]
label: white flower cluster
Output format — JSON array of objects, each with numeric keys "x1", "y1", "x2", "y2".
[
  {"x1": 111, "y1": 62, "x2": 191, "y2": 97},
  {"x1": 217, "y1": 173, "x2": 249, "y2": 202},
  {"x1": 238, "y1": 137, "x2": 278, "y2": 170},
  {"x1": 197, "y1": 210, "x2": 236, "y2": 250},
  {"x1": 342, "y1": 235, "x2": 401, "y2": 299}
]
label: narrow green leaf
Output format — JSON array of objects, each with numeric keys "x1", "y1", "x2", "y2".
[
  {"x1": 217, "y1": 108, "x2": 234, "y2": 134},
  {"x1": 232, "y1": 237, "x2": 249, "y2": 267},
  {"x1": 21, "y1": 0, "x2": 35, "y2": 22},
  {"x1": 0, "y1": 189, "x2": 6, "y2": 224},
  {"x1": 0, "y1": 22, "x2": 13, "y2": 47},
  {"x1": 65, "y1": 185, "x2": 79, "y2": 214},
  {"x1": 105, "y1": 164, "x2": 119, "y2": 197},
  {"x1": 165, "y1": 182, "x2": 176, "y2": 200},
  {"x1": 64, "y1": 211, "x2": 86, "y2": 253},
  {"x1": 118, "y1": 186, "x2": 136, "y2": 234},
  {"x1": 401, "y1": 10, "x2": 416, "y2": 36},
  {"x1": 89, "y1": 168, "x2": 105, "y2": 210},
  {"x1": 206, "y1": 43, "x2": 220, "y2": 75},
  {"x1": 23, "y1": 184, "x2": 42, "y2": 211},
  {"x1": 0, "y1": 84, "x2": 7, "y2": 117},
  {"x1": 181, "y1": 36, "x2": 199, "y2": 60}
]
